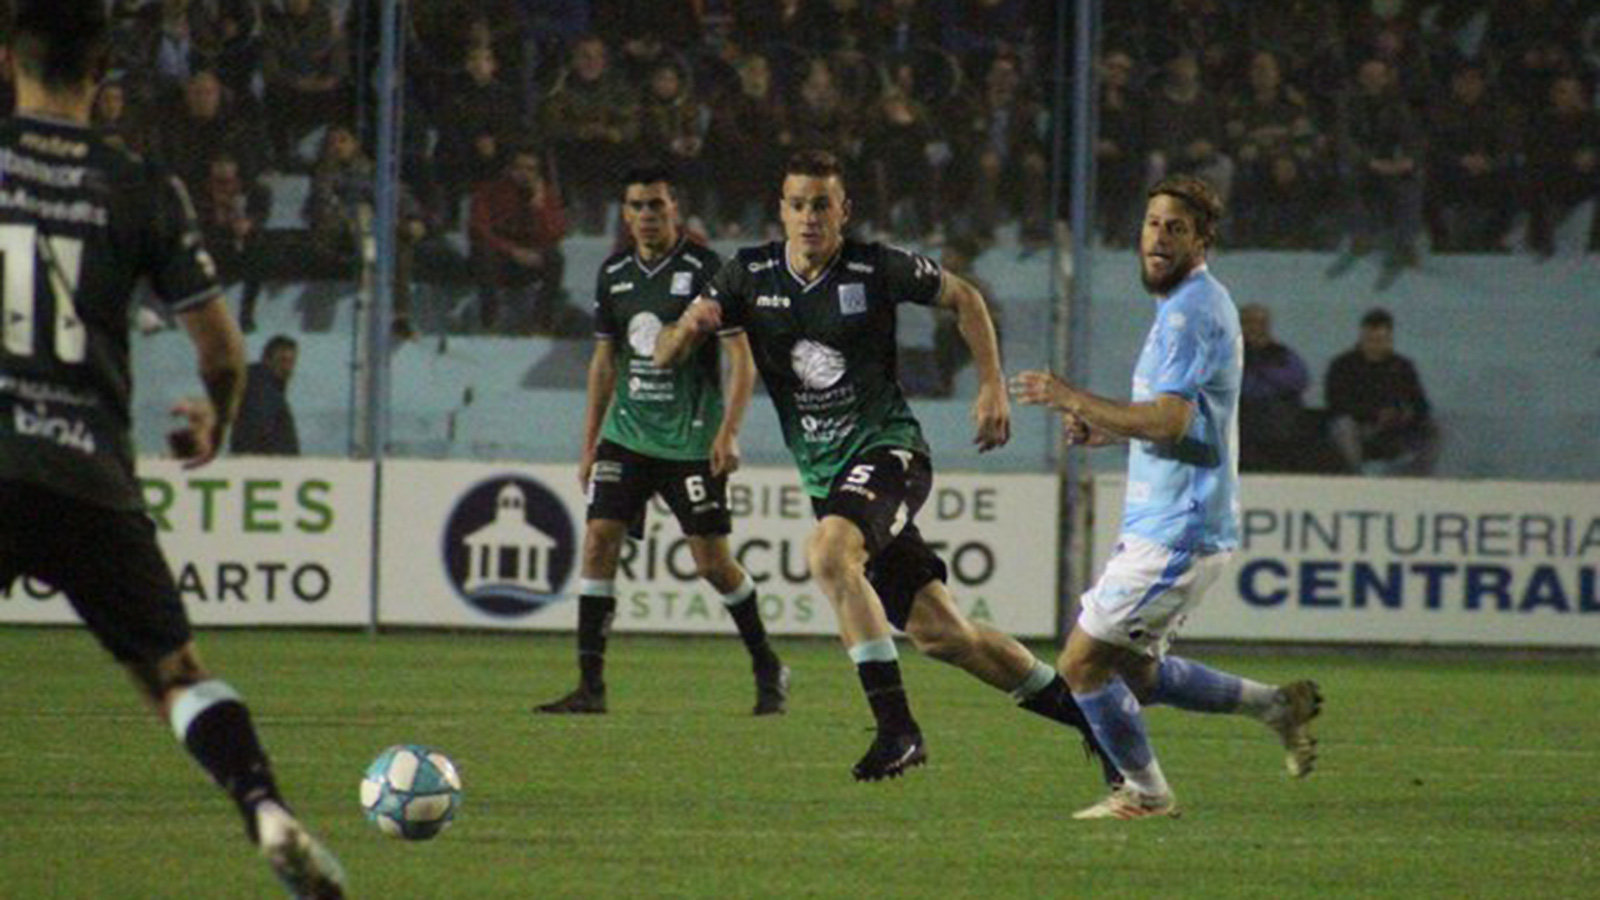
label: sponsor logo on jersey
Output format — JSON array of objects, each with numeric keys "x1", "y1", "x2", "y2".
[
  {"x1": 755, "y1": 294, "x2": 790, "y2": 309},
  {"x1": 442, "y1": 476, "x2": 576, "y2": 619},
  {"x1": 791, "y1": 340, "x2": 846, "y2": 390},
  {"x1": 12, "y1": 403, "x2": 96, "y2": 454},
  {"x1": 838, "y1": 283, "x2": 867, "y2": 315},
  {"x1": 610, "y1": 281, "x2": 635, "y2": 294},
  {"x1": 627, "y1": 312, "x2": 663, "y2": 358},
  {"x1": 845, "y1": 261, "x2": 875, "y2": 274},
  {"x1": 671, "y1": 271, "x2": 695, "y2": 296},
  {"x1": 748, "y1": 258, "x2": 780, "y2": 273}
]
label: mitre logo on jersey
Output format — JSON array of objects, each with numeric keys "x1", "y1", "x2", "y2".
[
  {"x1": 442, "y1": 476, "x2": 576, "y2": 619},
  {"x1": 838, "y1": 283, "x2": 867, "y2": 315},
  {"x1": 791, "y1": 339, "x2": 846, "y2": 390},
  {"x1": 627, "y1": 312, "x2": 662, "y2": 358}
]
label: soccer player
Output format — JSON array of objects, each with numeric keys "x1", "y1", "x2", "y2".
[
  {"x1": 1011, "y1": 175, "x2": 1322, "y2": 820},
  {"x1": 657, "y1": 149, "x2": 1118, "y2": 784},
  {"x1": 534, "y1": 165, "x2": 789, "y2": 716},
  {"x1": 0, "y1": 3, "x2": 344, "y2": 896}
]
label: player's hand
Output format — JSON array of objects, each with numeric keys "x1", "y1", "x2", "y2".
[
  {"x1": 678, "y1": 298, "x2": 722, "y2": 335},
  {"x1": 168, "y1": 398, "x2": 220, "y2": 469},
  {"x1": 1009, "y1": 370, "x2": 1073, "y2": 411},
  {"x1": 710, "y1": 431, "x2": 741, "y2": 477},
  {"x1": 578, "y1": 448, "x2": 596, "y2": 490},
  {"x1": 972, "y1": 381, "x2": 1011, "y2": 452}
]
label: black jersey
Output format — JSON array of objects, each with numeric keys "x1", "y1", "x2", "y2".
[
  {"x1": 708, "y1": 240, "x2": 942, "y2": 497},
  {"x1": 593, "y1": 240, "x2": 725, "y2": 460},
  {"x1": 0, "y1": 114, "x2": 220, "y2": 510}
]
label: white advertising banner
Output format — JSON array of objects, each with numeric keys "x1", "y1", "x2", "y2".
[
  {"x1": 0, "y1": 459, "x2": 373, "y2": 626},
  {"x1": 1089, "y1": 474, "x2": 1600, "y2": 647},
  {"x1": 380, "y1": 461, "x2": 1060, "y2": 636}
]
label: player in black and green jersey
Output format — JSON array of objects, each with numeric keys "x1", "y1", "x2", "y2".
[
  {"x1": 0, "y1": 3, "x2": 343, "y2": 896},
  {"x1": 659, "y1": 150, "x2": 1119, "y2": 784},
  {"x1": 534, "y1": 165, "x2": 788, "y2": 716}
]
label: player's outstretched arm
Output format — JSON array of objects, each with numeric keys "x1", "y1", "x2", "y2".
[
  {"x1": 173, "y1": 296, "x2": 245, "y2": 467},
  {"x1": 1010, "y1": 370, "x2": 1193, "y2": 445},
  {"x1": 654, "y1": 297, "x2": 722, "y2": 367},
  {"x1": 711, "y1": 332, "x2": 756, "y2": 477},
  {"x1": 937, "y1": 272, "x2": 1009, "y2": 452},
  {"x1": 579, "y1": 340, "x2": 618, "y2": 487}
]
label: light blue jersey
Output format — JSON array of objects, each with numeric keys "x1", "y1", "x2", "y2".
[{"x1": 1122, "y1": 264, "x2": 1242, "y2": 552}]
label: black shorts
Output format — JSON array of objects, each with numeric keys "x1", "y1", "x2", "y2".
[
  {"x1": 0, "y1": 479, "x2": 192, "y2": 664},
  {"x1": 812, "y1": 447, "x2": 948, "y2": 630},
  {"x1": 586, "y1": 440, "x2": 732, "y2": 537}
]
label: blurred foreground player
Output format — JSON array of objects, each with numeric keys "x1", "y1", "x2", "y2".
[{"x1": 0, "y1": 2, "x2": 344, "y2": 894}]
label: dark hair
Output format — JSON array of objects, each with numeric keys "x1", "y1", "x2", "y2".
[
  {"x1": 9, "y1": 0, "x2": 111, "y2": 90},
  {"x1": 620, "y1": 163, "x2": 676, "y2": 194},
  {"x1": 1147, "y1": 174, "x2": 1223, "y2": 247},
  {"x1": 1360, "y1": 308, "x2": 1394, "y2": 330},
  {"x1": 264, "y1": 335, "x2": 298, "y2": 357},
  {"x1": 784, "y1": 149, "x2": 846, "y2": 189}
]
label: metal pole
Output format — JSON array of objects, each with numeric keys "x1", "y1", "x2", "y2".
[
  {"x1": 365, "y1": 0, "x2": 406, "y2": 633},
  {"x1": 1050, "y1": 0, "x2": 1100, "y2": 641}
]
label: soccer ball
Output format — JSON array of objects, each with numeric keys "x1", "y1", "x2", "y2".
[{"x1": 360, "y1": 744, "x2": 462, "y2": 840}]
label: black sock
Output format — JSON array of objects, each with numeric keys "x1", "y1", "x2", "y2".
[
  {"x1": 725, "y1": 592, "x2": 780, "y2": 674},
  {"x1": 1019, "y1": 675, "x2": 1122, "y2": 785},
  {"x1": 577, "y1": 594, "x2": 616, "y2": 693},
  {"x1": 182, "y1": 699, "x2": 282, "y2": 834},
  {"x1": 857, "y1": 660, "x2": 918, "y2": 735}
]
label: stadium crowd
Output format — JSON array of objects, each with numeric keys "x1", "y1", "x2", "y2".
[{"x1": 0, "y1": 0, "x2": 1596, "y2": 333}]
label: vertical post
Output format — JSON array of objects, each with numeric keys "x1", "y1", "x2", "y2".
[
  {"x1": 364, "y1": 0, "x2": 406, "y2": 633},
  {"x1": 1048, "y1": 0, "x2": 1100, "y2": 641}
]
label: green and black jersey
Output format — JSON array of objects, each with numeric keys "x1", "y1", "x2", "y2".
[
  {"x1": 707, "y1": 239, "x2": 942, "y2": 498},
  {"x1": 593, "y1": 239, "x2": 725, "y2": 460},
  {"x1": 0, "y1": 114, "x2": 220, "y2": 510}
]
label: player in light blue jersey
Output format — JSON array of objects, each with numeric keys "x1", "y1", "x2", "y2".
[{"x1": 1012, "y1": 175, "x2": 1322, "y2": 820}]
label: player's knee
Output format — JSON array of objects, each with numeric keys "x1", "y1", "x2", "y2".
[
  {"x1": 582, "y1": 521, "x2": 626, "y2": 567},
  {"x1": 805, "y1": 527, "x2": 865, "y2": 590},
  {"x1": 907, "y1": 614, "x2": 976, "y2": 665}
]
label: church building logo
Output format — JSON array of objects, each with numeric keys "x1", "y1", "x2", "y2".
[{"x1": 442, "y1": 476, "x2": 576, "y2": 618}]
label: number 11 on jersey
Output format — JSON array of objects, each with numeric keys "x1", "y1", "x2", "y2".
[{"x1": 1, "y1": 222, "x2": 86, "y2": 364}]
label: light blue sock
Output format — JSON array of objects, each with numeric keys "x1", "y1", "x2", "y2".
[
  {"x1": 1073, "y1": 679, "x2": 1156, "y2": 777},
  {"x1": 1147, "y1": 656, "x2": 1246, "y2": 713}
]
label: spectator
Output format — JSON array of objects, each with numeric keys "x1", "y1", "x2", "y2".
[
  {"x1": 704, "y1": 52, "x2": 788, "y2": 238},
  {"x1": 153, "y1": 69, "x2": 265, "y2": 188},
  {"x1": 952, "y1": 54, "x2": 1047, "y2": 243},
  {"x1": 232, "y1": 336, "x2": 301, "y2": 456},
  {"x1": 540, "y1": 34, "x2": 640, "y2": 233},
  {"x1": 91, "y1": 77, "x2": 149, "y2": 154},
  {"x1": 1239, "y1": 303, "x2": 1314, "y2": 473},
  {"x1": 863, "y1": 84, "x2": 942, "y2": 240},
  {"x1": 1144, "y1": 53, "x2": 1235, "y2": 206},
  {"x1": 637, "y1": 62, "x2": 710, "y2": 214},
  {"x1": 262, "y1": 0, "x2": 349, "y2": 169},
  {"x1": 1225, "y1": 49, "x2": 1330, "y2": 249},
  {"x1": 787, "y1": 59, "x2": 861, "y2": 173},
  {"x1": 1426, "y1": 60, "x2": 1520, "y2": 253},
  {"x1": 1093, "y1": 47, "x2": 1147, "y2": 247},
  {"x1": 193, "y1": 154, "x2": 271, "y2": 333},
  {"x1": 1325, "y1": 308, "x2": 1439, "y2": 477},
  {"x1": 1327, "y1": 58, "x2": 1425, "y2": 291},
  {"x1": 469, "y1": 148, "x2": 569, "y2": 335},
  {"x1": 434, "y1": 43, "x2": 525, "y2": 222},
  {"x1": 305, "y1": 125, "x2": 428, "y2": 338},
  {"x1": 1522, "y1": 73, "x2": 1599, "y2": 258},
  {"x1": 189, "y1": 0, "x2": 263, "y2": 105}
]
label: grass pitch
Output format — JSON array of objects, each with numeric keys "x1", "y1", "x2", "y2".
[{"x1": 1, "y1": 628, "x2": 1596, "y2": 899}]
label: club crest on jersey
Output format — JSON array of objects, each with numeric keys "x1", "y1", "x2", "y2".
[
  {"x1": 838, "y1": 283, "x2": 866, "y2": 315},
  {"x1": 671, "y1": 271, "x2": 694, "y2": 296}
]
